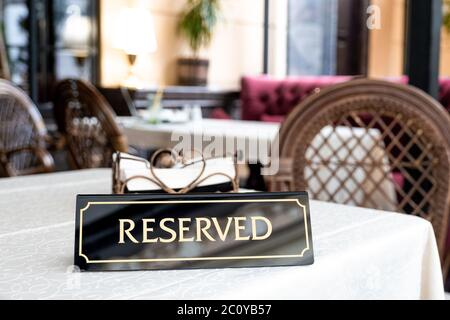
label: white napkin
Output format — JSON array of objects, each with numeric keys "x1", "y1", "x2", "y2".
[{"x1": 116, "y1": 153, "x2": 236, "y2": 192}]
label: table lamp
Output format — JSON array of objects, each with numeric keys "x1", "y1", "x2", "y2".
[
  {"x1": 62, "y1": 4, "x2": 92, "y2": 75},
  {"x1": 114, "y1": 8, "x2": 158, "y2": 88}
]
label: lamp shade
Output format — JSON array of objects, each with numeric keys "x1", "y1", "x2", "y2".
[
  {"x1": 62, "y1": 5, "x2": 92, "y2": 56},
  {"x1": 114, "y1": 8, "x2": 158, "y2": 55}
]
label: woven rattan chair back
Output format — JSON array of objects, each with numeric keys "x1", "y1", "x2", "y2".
[
  {"x1": 54, "y1": 79, "x2": 128, "y2": 169},
  {"x1": 0, "y1": 79, "x2": 54, "y2": 177},
  {"x1": 269, "y1": 79, "x2": 450, "y2": 259}
]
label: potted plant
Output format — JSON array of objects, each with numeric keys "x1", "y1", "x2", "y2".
[
  {"x1": 444, "y1": 0, "x2": 450, "y2": 33},
  {"x1": 177, "y1": 0, "x2": 220, "y2": 86}
]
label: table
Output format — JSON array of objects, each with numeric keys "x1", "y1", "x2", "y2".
[{"x1": 0, "y1": 170, "x2": 444, "y2": 299}]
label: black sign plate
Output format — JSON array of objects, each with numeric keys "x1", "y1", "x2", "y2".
[{"x1": 74, "y1": 192, "x2": 314, "y2": 271}]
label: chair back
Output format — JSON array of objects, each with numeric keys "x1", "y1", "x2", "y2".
[
  {"x1": 53, "y1": 79, "x2": 128, "y2": 169},
  {"x1": 0, "y1": 79, "x2": 54, "y2": 177},
  {"x1": 269, "y1": 79, "x2": 450, "y2": 259}
]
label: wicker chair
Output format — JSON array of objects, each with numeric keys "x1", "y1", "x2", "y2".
[
  {"x1": 0, "y1": 79, "x2": 54, "y2": 177},
  {"x1": 268, "y1": 79, "x2": 450, "y2": 265},
  {"x1": 0, "y1": 32, "x2": 10, "y2": 80},
  {"x1": 53, "y1": 79, "x2": 128, "y2": 169}
]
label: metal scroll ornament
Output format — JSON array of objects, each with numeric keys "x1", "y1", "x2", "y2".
[{"x1": 112, "y1": 149, "x2": 239, "y2": 194}]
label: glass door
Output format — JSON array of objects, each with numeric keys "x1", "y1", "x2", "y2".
[
  {"x1": 287, "y1": 0, "x2": 338, "y2": 75},
  {"x1": 2, "y1": 0, "x2": 29, "y2": 90},
  {"x1": 287, "y1": 0, "x2": 370, "y2": 76},
  {"x1": 53, "y1": 0, "x2": 99, "y2": 84},
  {"x1": 0, "y1": 0, "x2": 99, "y2": 105}
]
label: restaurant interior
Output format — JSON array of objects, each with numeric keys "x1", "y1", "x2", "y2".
[{"x1": 1, "y1": 0, "x2": 450, "y2": 300}]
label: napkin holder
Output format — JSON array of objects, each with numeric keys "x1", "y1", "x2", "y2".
[{"x1": 112, "y1": 150, "x2": 239, "y2": 194}]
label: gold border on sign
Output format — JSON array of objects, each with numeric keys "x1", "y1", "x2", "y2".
[{"x1": 78, "y1": 199, "x2": 311, "y2": 264}]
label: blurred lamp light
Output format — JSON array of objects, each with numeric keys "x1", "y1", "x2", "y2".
[
  {"x1": 114, "y1": 8, "x2": 158, "y2": 55},
  {"x1": 114, "y1": 8, "x2": 158, "y2": 88}
]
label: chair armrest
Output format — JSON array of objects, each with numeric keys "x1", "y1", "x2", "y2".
[
  {"x1": 5, "y1": 146, "x2": 35, "y2": 156},
  {"x1": 5, "y1": 146, "x2": 54, "y2": 175},
  {"x1": 34, "y1": 147, "x2": 55, "y2": 173}
]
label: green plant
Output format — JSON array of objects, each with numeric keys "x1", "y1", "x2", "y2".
[
  {"x1": 178, "y1": 0, "x2": 220, "y2": 57},
  {"x1": 444, "y1": 0, "x2": 450, "y2": 33}
]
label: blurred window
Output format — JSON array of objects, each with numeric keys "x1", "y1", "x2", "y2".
[
  {"x1": 1, "y1": 0, "x2": 99, "y2": 104},
  {"x1": 287, "y1": 0, "x2": 338, "y2": 75},
  {"x1": 287, "y1": 0, "x2": 370, "y2": 76}
]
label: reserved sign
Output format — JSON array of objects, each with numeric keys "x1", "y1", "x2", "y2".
[{"x1": 74, "y1": 192, "x2": 314, "y2": 271}]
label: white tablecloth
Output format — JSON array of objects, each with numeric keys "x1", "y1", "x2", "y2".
[{"x1": 0, "y1": 169, "x2": 444, "y2": 300}]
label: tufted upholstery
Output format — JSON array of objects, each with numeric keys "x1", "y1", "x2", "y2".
[
  {"x1": 238, "y1": 75, "x2": 415, "y2": 122},
  {"x1": 438, "y1": 78, "x2": 450, "y2": 267},
  {"x1": 241, "y1": 75, "x2": 355, "y2": 122},
  {"x1": 439, "y1": 78, "x2": 450, "y2": 113}
]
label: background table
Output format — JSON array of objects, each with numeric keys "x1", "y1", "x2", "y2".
[
  {"x1": 0, "y1": 170, "x2": 445, "y2": 300},
  {"x1": 118, "y1": 117, "x2": 279, "y2": 163},
  {"x1": 119, "y1": 118, "x2": 398, "y2": 208}
]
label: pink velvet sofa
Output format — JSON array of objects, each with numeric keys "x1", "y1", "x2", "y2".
[
  {"x1": 240, "y1": 75, "x2": 354, "y2": 122},
  {"x1": 239, "y1": 75, "x2": 417, "y2": 122}
]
